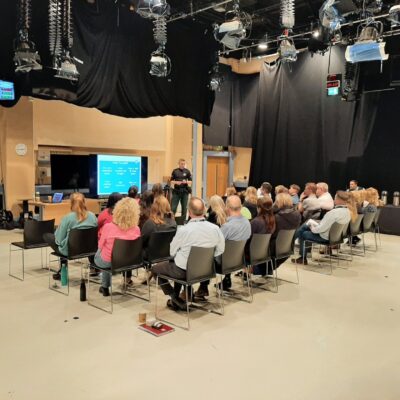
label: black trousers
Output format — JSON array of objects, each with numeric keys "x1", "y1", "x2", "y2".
[{"x1": 152, "y1": 261, "x2": 186, "y2": 297}]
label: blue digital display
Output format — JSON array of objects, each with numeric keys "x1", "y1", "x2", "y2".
[
  {"x1": 0, "y1": 80, "x2": 15, "y2": 101},
  {"x1": 97, "y1": 155, "x2": 142, "y2": 196},
  {"x1": 327, "y1": 87, "x2": 339, "y2": 96}
]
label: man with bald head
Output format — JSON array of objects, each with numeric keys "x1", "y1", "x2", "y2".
[
  {"x1": 196, "y1": 195, "x2": 251, "y2": 297},
  {"x1": 152, "y1": 197, "x2": 225, "y2": 311}
]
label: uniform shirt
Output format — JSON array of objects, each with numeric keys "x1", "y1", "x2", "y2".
[
  {"x1": 311, "y1": 206, "x2": 351, "y2": 240},
  {"x1": 317, "y1": 192, "x2": 334, "y2": 211},
  {"x1": 170, "y1": 218, "x2": 225, "y2": 270},
  {"x1": 221, "y1": 215, "x2": 252, "y2": 241},
  {"x1": 171, "y1": 168, "x2": 192, "y2": 190}
]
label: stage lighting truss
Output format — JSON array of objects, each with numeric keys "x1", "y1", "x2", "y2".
[
  {"x1": 49, "y1": 0, "x2": 80, "y2": 82},
  {"x1": 214, "y1": 0, "x2": 252, "y2": 50},
  {"x1": 14, "y1": 0, "x2": 42, "y2": 73}
]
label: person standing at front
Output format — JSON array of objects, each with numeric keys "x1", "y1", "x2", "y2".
[{"x1": 170, "y1": 158, "x2": 192, "y2": 221}]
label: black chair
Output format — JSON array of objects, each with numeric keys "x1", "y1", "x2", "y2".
[
  {"x1": 274, "y1": 229, "x2": 297, "y2": 285},
  {"x1": 155, "y1": 246, "x2": 222, "y2": 330},
  {"x1": 144, "y1": 229, "x2": 176, "y2": 266},
  {"x1": 373, "y1": 207, "x2": 382, "y2": 247},
  {"x1": 218, "y1": 240, "x2": 250, "y2": 302},
  {"x1": 346, "y1": 214, "x2": 364, "y2": 258},
  {"x1": 360, "y1": 211, "x2": 377, "y2": 253},
  {"x1": 49, "y1": 227, "x2": 98, "y2": 295},
  {"x1": 9, "y1": 219, "x2": 55, "y2": 281},
  {"x1": 88, "y1": 237, "x2": 147, "y2": 313},
  {"x1": 246, "y1": 234, "x2": 276, "y2": 292}
]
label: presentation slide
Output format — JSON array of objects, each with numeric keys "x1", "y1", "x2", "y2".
[{"x1": 97, "y1": 155, "x2": 142, "y2": 196}]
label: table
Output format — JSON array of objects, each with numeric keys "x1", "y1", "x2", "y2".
[
  {"x1": 378, "y1": 205, "x2": 400, "y2": 236},
  {"x1": 29, "y1": 199, "x2": 102, "y2": 226}
]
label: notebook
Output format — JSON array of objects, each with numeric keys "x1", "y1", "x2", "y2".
[{"x1": 138, "y1": 322, "x2": 174, "y2": 337}]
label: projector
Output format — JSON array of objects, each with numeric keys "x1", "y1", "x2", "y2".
[
  {"x1": 215, "y1": 19, "x2": 247, "y2": 50},
  {"x1": 279, "y1": 38, "x2": 297, "y2": 62}
]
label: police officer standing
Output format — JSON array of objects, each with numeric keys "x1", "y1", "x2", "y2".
[{"x1": 170, "y1": 158, "x2": 192, "y2": 220}]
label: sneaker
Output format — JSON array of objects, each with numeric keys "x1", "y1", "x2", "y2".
[
  {"x1": 53, "y1": 272, "x2": 61, "y2": 280},
  {"x1": 291, "y1": 257, "x2": 308, "y2": 265},
  {"x1": 99, "y1": 286, "x2": 110, "y2": 297}
]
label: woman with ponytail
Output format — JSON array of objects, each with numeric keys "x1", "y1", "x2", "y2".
[{"x1": 207, "y1": 195, "x2": 227, "y2": 227}]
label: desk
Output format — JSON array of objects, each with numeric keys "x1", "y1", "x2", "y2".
[
  {"x1": 29, "y1": 199, "x2": 102, "y2": 226},
  {"x1": 378, "y1": 205, "x2": 400, "y2": 236}
]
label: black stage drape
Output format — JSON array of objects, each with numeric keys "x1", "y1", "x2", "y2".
[
  {"x1": 203, "y1": 68, "x2": 258, "y2": 147},
  {"x1": 0, "y1": 0, "x2": 216, "y2": 124},
  {"x1": 248, "y1": 46, "x2": 400, "y2": 195}
]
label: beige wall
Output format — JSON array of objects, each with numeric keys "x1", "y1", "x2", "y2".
[{"x1": 233, "y1": 147, "x2": 252, "y2": 181}]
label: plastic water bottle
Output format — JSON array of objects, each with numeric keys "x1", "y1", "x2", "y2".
[
  {"x1": 61, "y1": 263, "x2": 68, "y2": 286},
  {"x1": 393, "y1": 192, "x2": 400, "y2": 207},
  {"x1": 80, "y1": 279, "x2": 87, "y2": 301}
]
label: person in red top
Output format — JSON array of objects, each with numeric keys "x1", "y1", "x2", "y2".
[
  {"x1": 95, "y1": 197, "x2": 141, "y2": 296},
  {"x1": 97, "y1": 192, "x2": 123, "y2": 240}
]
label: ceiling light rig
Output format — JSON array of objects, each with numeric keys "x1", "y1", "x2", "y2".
[
  {"x1": 278, "y1": 0, "x2": 297, "y2": 63},
  {"x1": 14, "y1": 0, "x2": 42, "y2": 73}
]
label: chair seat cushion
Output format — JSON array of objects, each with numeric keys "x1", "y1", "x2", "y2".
[{"x1": 12, "y1": 241, "x2": 49, "y2": 249}]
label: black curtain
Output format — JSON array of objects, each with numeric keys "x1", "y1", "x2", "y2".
[
  {"x1": 0, "y1": 0, "x2": 217, "y2": 124},
  {"x1": 203, "y1": 67, "x2": 258, "y2": 147},
  {"x1": 249, "y1": 46, "x2": 387, "y2": 194}
]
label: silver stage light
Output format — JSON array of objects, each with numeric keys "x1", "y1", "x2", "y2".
[
  {"x1": 319, "y1": 0, "x2": 343, "y2": 33},
  {"x1": 137, "y1": 0, "x2": 170, "y2": 18},
  {"x1": 388, "y1": 4, "x2": 400, "y2": 28},
  {"x1": 279, "y1": 37, "x2": 297, "y2": 63},
  {"x1": 150, "y1": 48, "x2": 171, "y2": 77}
]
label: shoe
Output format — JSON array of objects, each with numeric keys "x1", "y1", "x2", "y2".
[
  {"x1": 194, "y1": 287, "x2": 209, "y2": 299},
  {"x1": 53, "y1": 272, "x2": 61, "y2": 280},
  {"x1": 89, "y1": 267, "x2": 98, "y2": 277},
  {"x1": 170, "y1": 296, "x2": 187, "y2": 311},
  {"x1": 167, "y1": 299, "x2": 180, "y2": 311},
  {"x1": 215, "y1": 277, "x2": 232, "y2": 291},
  {"x1": 291, "y1": 257, "x2": 308, "y2": 265},
  {"x1": 124, "y1": 279, "x2": 134, "y2": 287},
  {"x1": 319, "y1": 247, "x2": 332, "y2": 255},
  {"x1": 99, "y1": 286, "x2": 110, "y2": 297}
]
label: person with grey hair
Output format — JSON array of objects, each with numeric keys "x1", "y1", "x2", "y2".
[
  {"x1": 316, "y1": 182, "x2": 334, "y2": 214},
  {"x1": 152, "y1": 197, "x2": 225, "y2": 311}
]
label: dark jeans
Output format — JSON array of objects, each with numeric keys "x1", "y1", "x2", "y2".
[
  {"x1": 296, "y1": 225, "x2": 329, "y2": 257},
  {"x1": 171, "y1": 190, "x2": 189, "y2": 220},
  {"x1": 152, "y1": 261, "x2": 186, "y2": 297},
  {"x1": 43, "y1": 233, "x2": 67, "y2": 268}
]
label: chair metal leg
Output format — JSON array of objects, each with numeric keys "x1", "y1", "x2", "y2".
[
  {"x1": 245, "y1": 265, "x2": 253, "y2": 302},
  {"x1": 185, "y1": 285, "x2": 190, "y2": 330},
  {"x1": 215, "y1": 275, "x2": 224, "y2": 316},
  {"x1": 110, "y1": 275, "x2": 113, "y2": 314},
  {"x1": 155, "y1": 275, "x2": 159, "y2": 321}
]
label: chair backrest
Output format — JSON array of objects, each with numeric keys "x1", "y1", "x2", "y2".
[
  {"x1": 68, "y1": 227, "x2": 98, "y2": 258},
  {"x1": 146, "y1": 229, "x2": 176, "y2": 263},
  {"x1": 275, "y1": 229, "x2": 296, "y2": 259},
  {"x1": 24, "y1": 219, "x2": 55, "y2": 246},
  {"x1": 249, "y1": 234, "x2": 271, "y2": 265},
  {"x1": 362, "y1": 211, "x2": 376, "y2": 232},
  {"x1": 186, "y1": 246, "x2": 216, "y2": 284},
  {"x1": 111, "y1": 237, "x2": 143, "y2": 271},
  {"x1": 349, "y1": 214, "x2": 364, "y2": 236},
  {"x1": 220, "y1": 240, "x2": 246, "y2": 274},
  {"x1": 329, "y1": 223, "x2": 345, "y2": 245},
  {"x1": 373, "y1": 207, "x2": 382, "y2": 226},
  {"x1": 341, "y1": 221, "x2": 350, "y2": 239}
]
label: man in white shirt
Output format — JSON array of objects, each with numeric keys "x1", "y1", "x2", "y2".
[
  {"x1": 298, "y1": 182, "x2": 320, "y2": 221},
  {"x1": 292, "y1": 191, "x2": 352, "y2": 265},
  {"x1": 152, "y1": 197, "x2": 225, "y2": 310},
  {"x1": 316, "y1": 182, "x2": 334, "y2": 213}
]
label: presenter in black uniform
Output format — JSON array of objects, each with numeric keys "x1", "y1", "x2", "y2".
[{"x1": 170, "y1": 159, "x2": 192, "y2": 220}]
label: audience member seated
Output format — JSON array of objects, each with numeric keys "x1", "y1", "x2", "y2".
[
  {"x1": 269, "y1": 193, "x2": 301, "y2": 272},
  {"x1": 43, "y1": 193, "x2": 97, "y2": 280},
  {"x1": 257, "y1": 182, "x2": 273, "y2": 199},
  {"x1": 275, "y1": 185, "x2": 289, "y2": 195},
  {"x1": 152, "y1": 183, "x2": 164, "y2": 199},
  {"x1": 207, "y1": 195, "x2": 227, "y2": 227},
  {"x1": 138, "y1": 190, "x2": 154, "y2": 229},
  {"x1": 316, "y1": 182, "x2": 334, "y2": 217},
  {"x1": 289, "y1": 184, "x2": 300, "y2": 206},
  {"x1": 97, "y1": 192, "x2": 123, "y2": 240},
  {"x1": 243, "y1": 186, "x2": 258, "y2": 219},
  {"x1": 298, "y1": 182, "x2": 320, "y2": 221},
  {"x1": 293, "y1": 191, "x2": 356, "y2": 265},
  {"x1": 348, "y1": 179, "x2": 364, "y2": 192},
  {"x1": 128, "y1": 185, "x2": 139, "y2": 202},
  {"x1": 151, "y1": 197, "x2": 225, "y2": 311},
  {"x1": 248, "y1": 197, "x2": 276, "y2": 276},
  {"x1": 95, "y1": 198, "x2": 141, "y2": 296},
  {"x1": 196, "y1": 195, "x2": 251, "y2": 297}
]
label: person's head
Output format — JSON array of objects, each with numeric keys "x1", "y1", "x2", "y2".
[
  {"x1": 178, "y1": 158, "x2": 186, "y2": 169},
  {"x1": 260, "y1": 182, "x2": 273, "y2": 195},
  {"x1": 225, "y1": 186, "x2": 237, "y2": 197},
  {"x1": 209, "y1": 195, "x2": 227, "y2": 226},
  {"x1": 257, "y1": 196, "x2": 276, "y2": 232},
  {"x1": 365, "y1": 187, "x2": 380, "y2": 206},
  {"x1": 152, "y1": 183, "x2": 164, "y2": 198},
  {"x1": 350, "y1": 190, "x2": 365, "y2": 207},
  {"x1": 349, "y1": 180, "x2": 358, "y2": 191},
  {"x1": 244, "y1": 186, "x2": 258, "y2": 205},
  {"x1": 335, "y1": 190, "x2": 357, "y2": 221},
  {"x1": 128, "y1": 185, "x2": 139, "y2": 199},
  {"x1": 289, "y1": 184, "x2": 300, "y2": 196},
  {"x1": 113, "y1": 197, "x2": 140, "y2": 230},
  {"x1": 188, "y1": 197, "x2": 205, "y2": 219},
  {"x1": 150, "y1": 195, "x2": 173, "y2": 225},
  {"x1": 304, "y1": 182, "x2": 317, "y2": 196},
  {"x1": 140, "y1": 190, "x2": 154, "y2": 208},
  {"x1": 70, "y1": 192, "x2": 87, "y2": 222},
  {"x1": 106, "y1": 192, "x2": 123, "y2": 212},
  {"x1": 274, "y1": 192, "x2": 293, "y2": 209},
  {"x1": 226, "y1": 195, "x2": 242, "y2": 217},
  {"x1": 316, "y1": 182, "x2": 329, "y2": 197},
  {"x1": 275, "y1": 185, "x2": 289, "y2": 195}
]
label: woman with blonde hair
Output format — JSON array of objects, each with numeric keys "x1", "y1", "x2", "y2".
[
  {"x1": 207, "y1": 195, "x2": 227, "y2": 226},
  {"x1": 95, "y1": 197, "x2": 141, "y2": 296},
  {"x1": 44, "y1": 192, "x2": 97, "y2": 280},
  {"x1": 243, "y1": 186, "x2": 258, "y2": 219}
]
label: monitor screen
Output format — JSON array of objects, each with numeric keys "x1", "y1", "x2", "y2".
[
  {"x1": 0, "y1": 80, "x2": 15, "y2": 101},
  {"x1": 50, "y1": 154, "x2": 90, "y2": 190},
  {"x1": 96, "y1": 154, "x2": 143, "y2": 196}
]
